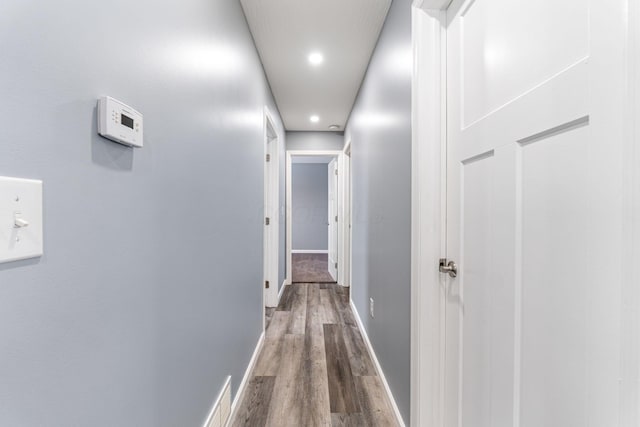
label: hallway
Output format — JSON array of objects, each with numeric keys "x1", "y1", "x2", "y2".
[
  {"x1": 1, "y1": 0, "x2": 638, "y2": 425},
  {"x1": 231, "y1": 283, "x2": 398, "y2": 426}
]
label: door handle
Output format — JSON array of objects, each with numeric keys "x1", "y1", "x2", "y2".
[{"x1": 439, "y1": 258, "x2": 458, "y2": 278}]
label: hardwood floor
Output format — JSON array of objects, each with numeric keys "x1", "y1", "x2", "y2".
[
  {"x1": 265, "y1": 307, "x2": 275, "y2": 330},
  {"x1": 232, "y1": 283, "x2": 398, "y2": 427},
  {"x1": 292, "y1": 253, "x2": 336, "y2": 283}
]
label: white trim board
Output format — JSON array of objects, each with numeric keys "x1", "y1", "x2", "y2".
[
  {"x1": 623, "y1": 0, "x2": 640, "y2": 423},
  {"x1": 291, "y1": 249, "x2": 329, "y2": 254},
  {"x1": 350, "y1": 300, "x2": 406, "y2": 427},
  {"x1": 225, "y1": 332, "x2": 265, "y2": 427},
  {"x1": 338, "y1": 139, "x2": 352, "y2": 289},
  {"x1": 263, "y1": 105, "x2": 280, "y2": 309},
  {"x1": 410, "y1": 5, "x2": 447, "y2": 427}
]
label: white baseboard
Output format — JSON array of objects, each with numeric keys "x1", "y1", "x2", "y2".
[
  {"x1": 291, "y1": 249, "x2": 329, "y2": 254},
  {"x1": 350, "y1": 300, "x2": 406, "y2": 427},
  {"x1": 279, "y1": 279, "x2": 287, "y2": 300},
  {"x1": 225, "y1": 331, "x2": 265, "y2": 427}
]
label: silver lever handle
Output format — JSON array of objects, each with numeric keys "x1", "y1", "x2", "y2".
[{"x1": 439, "y1": 258, "x2": 457, "y2": 278}]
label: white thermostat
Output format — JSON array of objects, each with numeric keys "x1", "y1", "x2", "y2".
[{"x1": 97, "y1": 96, "x2": 143, "y2": 148}]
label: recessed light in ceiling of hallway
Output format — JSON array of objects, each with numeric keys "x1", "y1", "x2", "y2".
[
  {"x1": 308, "y1": 52, "x2": 324, "y2": 66},
  {"x1": 310, "y1": 115, "x2": 320, "y2": 123},
  {"x1": 240, "y1": 0, "x2": 392, "y2": 131}
]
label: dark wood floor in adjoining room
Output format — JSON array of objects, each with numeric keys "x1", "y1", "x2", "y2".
[
  {"x1": 231, "y1": 283, "x2": 398, "y2": 427},
  {"x1": 292, "y1": 253, "x2": 336, "y2": 283}
]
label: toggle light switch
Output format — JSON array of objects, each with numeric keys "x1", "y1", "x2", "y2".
[
  {"x1": 0, "y1": 177, "x2": 43, "y2": 263},
  {"x1": 14, "y1": 213, "x2": 29, "y2": 228}
]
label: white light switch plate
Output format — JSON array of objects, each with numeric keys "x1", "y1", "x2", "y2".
[{"x1": 0, "y1": 177, "x2": 43, "y2": 263}]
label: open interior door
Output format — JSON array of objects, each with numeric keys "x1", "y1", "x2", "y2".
[{"x1": 443, "y1": 0, "x2": 628, "y2": 425}]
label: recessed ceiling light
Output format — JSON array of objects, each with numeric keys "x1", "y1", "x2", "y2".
[
  {"x1": 328, "y1": 125, "x2": 340, "y2": 130},
  {"x1": 308, "y1": 52, "x2": 324, "y2": 66},
  {"x1": 310, "y1": 115, "x2": 320, "y2": 123}
]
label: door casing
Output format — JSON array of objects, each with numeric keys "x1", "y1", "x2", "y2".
[
  {"x1": 410, "y1": 3, "x2": 448, "y2": 426},
  {"x1": 327, "y1": 158, "x2": 339, "y2": 281},
  {"x1": 339, "y1": 140, "x2": 353, "y2": 288},
  {"x1": 285, "y1": 150, "x2": 347, "y2": 285},
  {"x1": 263, "y1": 107, "x2": 280, "y2": 313}
]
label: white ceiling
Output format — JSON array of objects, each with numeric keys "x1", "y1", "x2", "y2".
[{"x1": 240, "y1": 0, "x2": 392, "y2": 131}]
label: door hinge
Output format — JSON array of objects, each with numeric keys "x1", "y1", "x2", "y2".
[
  {"x1": 266, "y1": 154, "x2": 271, "y2": 162},
  {"x1": 335, "y1": 262, "x2": 338, "y2": 269},
  {"x1": 265, "y1": 217, "x2": 270, "y2": 226},
  {"x1": 265, "y1": 280, "x2": 270, "y2": 289},
  {"x1": 335, "y1": 215, "x2": 338, "y2": 222},
  {"x1": 335, "y1": 169, "x2": 338, "y2": 175}
]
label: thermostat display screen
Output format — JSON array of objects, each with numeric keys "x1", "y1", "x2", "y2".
[{"x1": 121, "y1": 114, "x2": 134, "y2": 129}]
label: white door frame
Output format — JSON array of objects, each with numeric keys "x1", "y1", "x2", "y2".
[
  {"x1": 285, "y1": 150, "x2": 344, "y2": 285},
  {"x1": 410, "y1": 2, "x2": 448, "y2": 426},
  {"x1": 410, "y1": 1, "x2": 640, "y2": 426},
  {"x1": 263, "y1": 106, "x2": 280, "y2": 312},
  {"x1": 339, "y1": 140, "x2": 352, "y2": 289},
  {"x1": 327, "y1": 157, "x2": 339, "y2": 281},
  {"x1": 624, "y1": 0, "x2": 640, "y2": 423}
]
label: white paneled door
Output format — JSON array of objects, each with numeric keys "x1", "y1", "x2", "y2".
[
  {"x1": 443, "y1": 0, "x2": 627, "y2": 426},
  {"x1": 328, "y1": 158, "x2": 339, "y2": 281}
]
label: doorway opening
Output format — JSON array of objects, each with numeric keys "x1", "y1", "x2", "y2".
[{"x1": 285, "y1": 150, "x2": 349, "y2": 286}]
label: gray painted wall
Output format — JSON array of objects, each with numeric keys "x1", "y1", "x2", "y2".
[
  {"x1": 344, "y1": 0, "x2": 412, "y2": 422},
  {"x1": 0, "y1": 1, "x2": 283, "y2": 426},
  {"x1": 287, "y1": 131, "x2": 345, "y2": 151},
  {"x1": 292, "y1": 164, "x2": 329, "y2": 251}
]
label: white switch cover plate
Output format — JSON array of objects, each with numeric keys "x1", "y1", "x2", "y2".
[{"x1": 0, "y1": 177, "x2": 43, "y2": 263}]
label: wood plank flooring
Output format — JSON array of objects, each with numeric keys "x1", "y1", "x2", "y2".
[
  {"x1": 231, "y1": 283, "x2": 398, "y2": 427},
  {"x1": 292, "y1": 253, "x2": 336, "y2": 283}
]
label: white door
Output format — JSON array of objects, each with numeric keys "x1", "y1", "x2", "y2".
[
  {"x1": 444, "y1": 0, "x2": 627, "y2": 426},
  {"x1": 328, "y1": 158, "x2": 338, "y2": 281}
]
